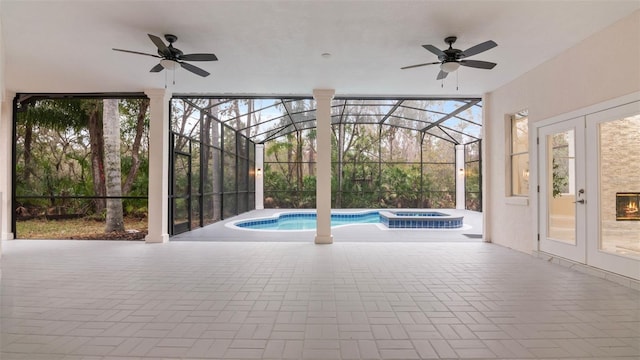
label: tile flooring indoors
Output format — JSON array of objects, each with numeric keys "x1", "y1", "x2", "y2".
[{"x1": 1, "y1": 238, "x2": 639, "y2": 359}]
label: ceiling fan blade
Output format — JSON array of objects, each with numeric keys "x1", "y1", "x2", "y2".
[
  {"x1": 150, "y1": 63, "x2": 164, "y2": 72},
  {"x1": 180, "y1": 62, "x2": 210, "y2": 77},
  {"x1": 180, "y1": 53, "x2": 218, "y2": 61},
  {"x1": 436, "y1": 70, "x2": 448, "y2": 80},
  {"x1": 148, "y1": 34, "x2": 170, "y2": 55},
  {"x1": 401, "y1": 61, "x2": 440, "y2": 70},
  {"x1": 113, "y1": 48, "x2": 161, "y2": 58},
  {"x1": 459, "y1": 59, "x2": 497, "y2": 69},
  {"x1": 461, "y1": 40, "x2": 497, "y2": 58},
  {"x1": 422, "y1": 44, "x2": 445, "y2": 57}
]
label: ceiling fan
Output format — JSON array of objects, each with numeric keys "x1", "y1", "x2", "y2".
[
  {"x1": 113, "y1": 34, "x2": 217, "y2": 77},
  {"x1": 401, "y1": 36, "x2": 497, "y2": 80}
]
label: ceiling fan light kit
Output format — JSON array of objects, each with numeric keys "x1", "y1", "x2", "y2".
[
  {"x1": 440, "y1": 61, "x2": 460, "y2": 73},
  {"x1": 160, "y1": 59, "x2": 180, "y2": 71},
  {"x1": 401, "y1": 36, "x2": 498, "y2": 82}
]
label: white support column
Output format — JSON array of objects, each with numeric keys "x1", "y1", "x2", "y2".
[
  {"x1": 0, "y1": 14, "x2": 12, "y2": 246},
  {"x1": 255, "y1": 144, "x2": 264, "y2": 210},
  {"x1": 0, "y1": 91, "x2": 14, "y2": 242},
  {"x1": 145, "y1": 89, "x2": 171, "y2": 243},
  {"x1": 481, "y1": 93, "x2": 490, "y2": 243},
  {"x1": 0, "y1": 192, "x2": 3, "y2": 256},
  {"x1": 455, "y1": 144, "x2": 466, "y2": 210},
  {"x1": 313, "y1": 89, "x2": 335, "y2": 244}
]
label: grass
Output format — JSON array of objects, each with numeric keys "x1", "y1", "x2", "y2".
[{"x1": 16, "y1": 217, "x2": 148, "y2": 240}]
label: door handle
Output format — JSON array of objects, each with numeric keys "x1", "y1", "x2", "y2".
[{"x1": 573, "y1": 199, "x2": 585, "y2": 204}]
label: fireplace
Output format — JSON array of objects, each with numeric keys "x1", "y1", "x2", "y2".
[{"x1": 616, "y1": 192, "x2": 640, "y2": 221}]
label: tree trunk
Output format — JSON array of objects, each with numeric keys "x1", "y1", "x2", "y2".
[
  {"x1": 88, "y1": 102, "x2": 106, "y2": 214},
  {"x1": 245, "y1": 99, "x2": 253, "y2": 138},
  {"x1": 209, "y1": 99, "x2": 222, "y2": 221},
  {"x1": 122, "y1": 99, "x2": 148, "y2": 195},
  {"x1": 308, "y1": 140, "x2": 316, "y2": 177},
  {"x1": 103, "y1": 99, "x2": 124, "y2": 232},
  {"x1": 23, "y1": 122, "x2": 33, "y2": 183},
  {"x1": 296, "y1": 131, "x2": 303, "y2": 190},
  {"x1": 286, "y1": 134, "x2": 294, "y2": 186}
]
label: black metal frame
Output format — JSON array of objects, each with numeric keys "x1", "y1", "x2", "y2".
[
  {"x1": 169, "y1": 98, "x2": 256, "y2": 235},
  {"x1": 465, "y1": 139, "x2": 482, "y2": 211},
  {"x1": 169, "y1": 134, "x2": 192, "y2": 235},
  {"x1": 173, "y1": 95, "x2": 483, "y2": 146}
]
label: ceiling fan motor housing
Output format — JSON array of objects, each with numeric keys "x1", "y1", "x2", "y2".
[
  {"x1": 440, "y1": 36, "x2": 463, "y2": 62},
  {"x1": 164, "y1": 34, "x2": 178, "y2": 43}
]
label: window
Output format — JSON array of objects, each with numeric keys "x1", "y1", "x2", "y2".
[{"x1": 510, "y1": 111, "x2": 529, "y2": 196}]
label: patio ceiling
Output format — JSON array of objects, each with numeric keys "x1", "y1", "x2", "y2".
[
  {"x1": 3, "y1": 1, "x2": 638, "y2": 96},
  {"x1": 177, "y1": 97, "x2": 482, "y2": 144}
]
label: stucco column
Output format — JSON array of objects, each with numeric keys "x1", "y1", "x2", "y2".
[
  {"x1": 255, "y1": 144, "x2": 264, "y2": 210},
  {"x1": 481, "y1": 93, "x2": 490, "y2": 243},
  {"x1": 313, "y1": 89, "x2": 335, "y2": 244},
  {"x1": 1, "y1": 13, "x2": 11, "y2": 246},
  {"x1": 0, "y1": 91, "x2": 14, "y2": 242},
  {"x1": 455, "y1": 144, "x2": 465, "y2": 210},
  {"x1": 145, "y1": 89, "x2": 171, "y2": 243}
]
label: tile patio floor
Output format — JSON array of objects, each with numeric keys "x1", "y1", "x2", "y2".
[{"x1": 1, "y1": 211, "x2": 639, "y2": 359}]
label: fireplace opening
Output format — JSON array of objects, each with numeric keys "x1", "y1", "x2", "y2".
[{"x1": 617, "y1": 192, "x2": 640, "y2": 221}]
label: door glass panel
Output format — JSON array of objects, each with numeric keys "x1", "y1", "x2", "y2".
[
  {"x1": 599, "y1": 114, "x2": 640, "y2": 259},
  {"x1": 547, "y1": 129, "x2": 575, "y2": 244}
]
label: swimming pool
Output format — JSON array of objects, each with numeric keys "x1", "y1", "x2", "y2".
[{"x1": 231, "y1": 210, "x2": 464, "y2": 231}]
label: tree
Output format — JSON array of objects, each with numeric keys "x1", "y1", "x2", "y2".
[
  {"x1": 83, "y1": 100, "x2": 107, "y2": 213},
  {"x1": 120, "y1": 99, "x2": 149, "y2": 195},
  {"x1": 103, "y1": 99, "x2": 124, "y2": 232}
]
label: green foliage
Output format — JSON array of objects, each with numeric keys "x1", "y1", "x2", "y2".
[
  {"x1": 552, "y1": 160, "x2": 568, "y2": 198},
  {"x1": 15, "y1": 98, "x2": 149, "y2": 219},
  {"x1": 265, "y1": 124, "x2": 459, "y2": 209}
]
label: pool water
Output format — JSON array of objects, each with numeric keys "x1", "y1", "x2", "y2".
[{"x1": 238, "y1": 212, "x2": 380, "y2": 230}]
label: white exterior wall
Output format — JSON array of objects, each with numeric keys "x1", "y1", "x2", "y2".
[{"x1": 485, "y1": 10, "x2": 640, "y2": 253}]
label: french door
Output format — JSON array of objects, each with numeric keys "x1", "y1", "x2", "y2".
[
  {"x1": 538, "y1": 101, "x2": 640, "y2": 280},
  {"x1": 585, "y1": 102, "x2": 640, "y2": 279},
  {"x1": 539, "y1": 117, "x2": 586, "y2": 263}
]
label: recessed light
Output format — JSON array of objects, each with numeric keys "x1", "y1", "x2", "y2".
[{"x1": 321, "y1": 53, "x2": 331, "y2": 58}]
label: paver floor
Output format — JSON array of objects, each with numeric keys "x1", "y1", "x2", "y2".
[{"x1": 1, "y1": 221, "x2": 638, "y2": 359}]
